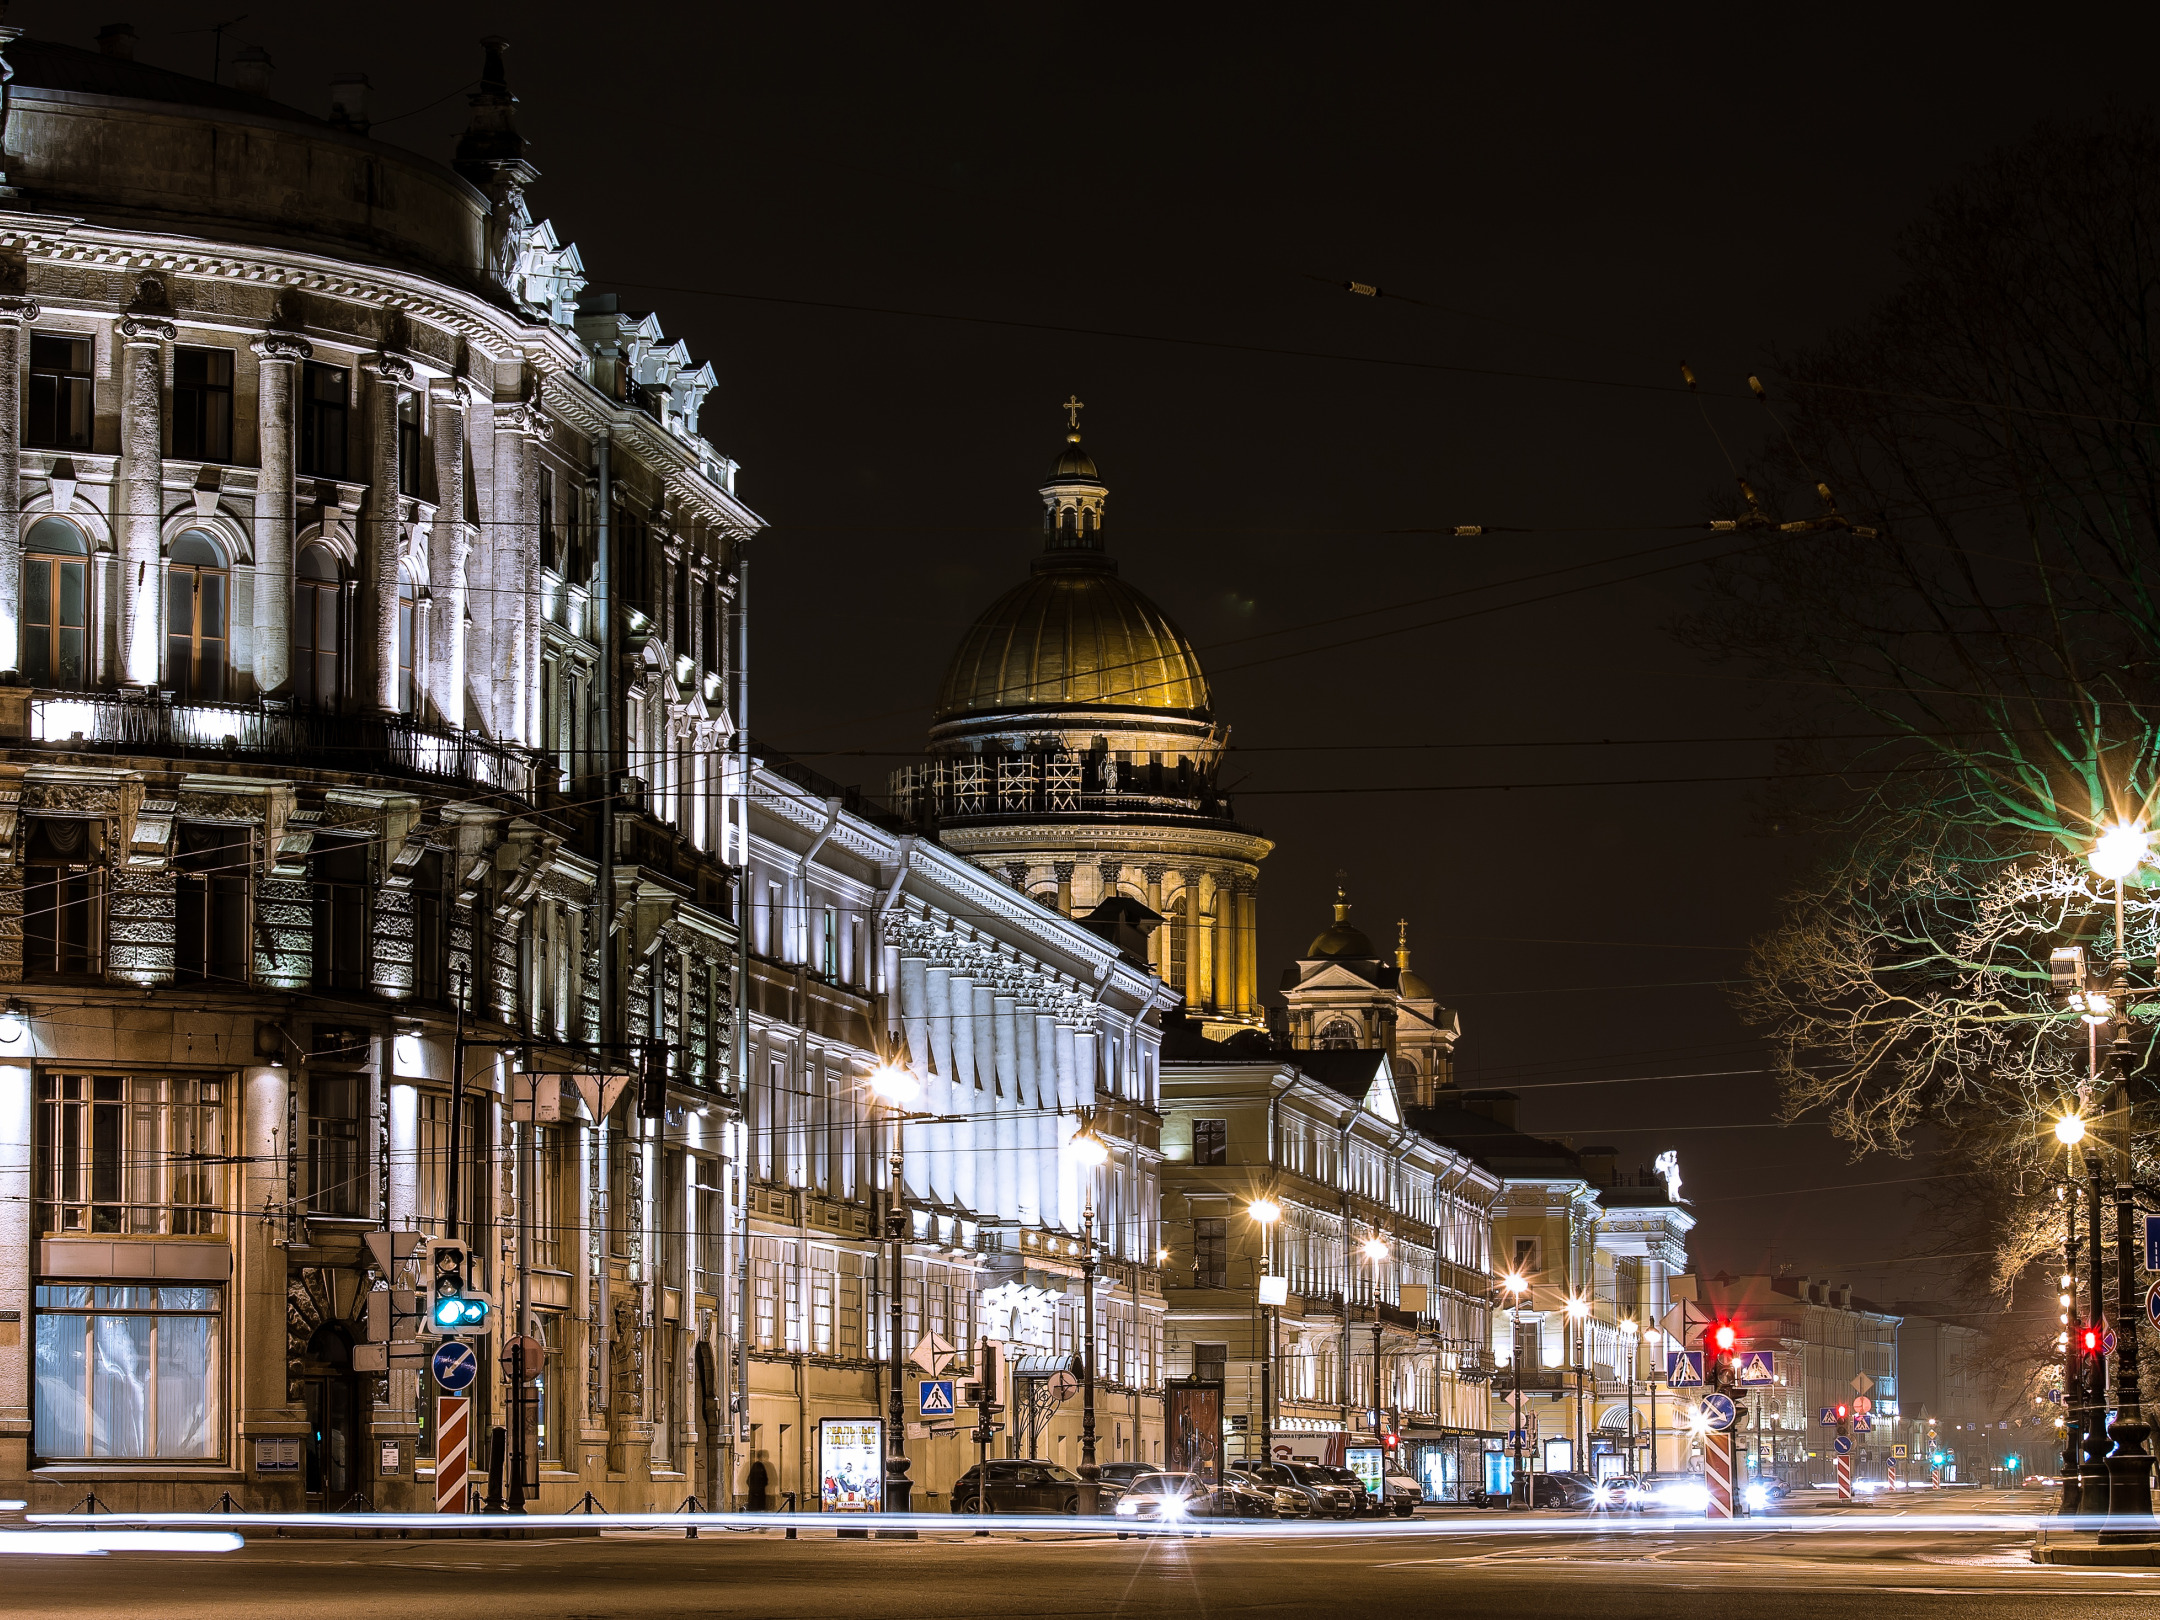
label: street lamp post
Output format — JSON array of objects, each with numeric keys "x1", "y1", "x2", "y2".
[
  {"x1": 1071, "y1": 1119, "x2": 1111, "y2": 1516},
  {"x1": 2090, "y1": 825, "x2": 2155, "y2": 1523},
  {"x1": 1250, "y1": 1198, "x2": 1282, "y2": 1467},
  {"x1": 1503, "y1": 1272, "x2": 1529, "y2": 1507},
  {"x1": 1620, "y1": 1318, "x2": 1639, "y2": 1479},
  {"x1": 2055, "y1": 1119, "x2": 2087, "y2": 1517},
  {"x1": 1363, "y1": 1236, "x2": 1390, "y2": 1444},
  {"x1": 1566, "y1": 1295, "x2": 1590, "y2": 1476},
  {"x1": 869, "y1": 1059, "x2": 921, "y2": 1518}
]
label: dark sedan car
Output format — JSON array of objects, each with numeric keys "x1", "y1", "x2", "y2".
[
  {"x1": 949, "y1": 1459, "x2": 1121, "y2": 1514},
  {"x1": 1096, "y1": 1461, "x2": 1168, "y2": 1492}
]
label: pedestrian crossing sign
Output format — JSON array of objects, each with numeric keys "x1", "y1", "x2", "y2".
[
  {"x1": 918, "y1": 1379, "x2": 956, "y2": 1417},
  {"x1": 1892, "y1": 1444, "x2": 1908, "y2": 1459}
]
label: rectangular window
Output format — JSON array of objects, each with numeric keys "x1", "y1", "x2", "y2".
[
  {"x1": 310, "y1": 838, "x2": 369, "y2": 991},
  {"x1": 298, "y1": 361, "x2": 348, "y2": 479},
  {"x1": 307, "y1": 1074, "x2": 364, "y2": 1217},
  {"x1": 35, "y1": 1072, "x2": 224, "y2": 1236},
  {"x1": 530, "y1": 1124, "x2": 566, "y2": 1272},
  {"x1": 1193, "y1": 1118, "x2": 1228, "y2": 1166},
  {"x1": 1194, "y1": 1216, "x2": 1227, "y2": 1289},
  {"x1": 820, "y1": 907, "x2": 837, "y2": 978},
  {"x1": 175, "y1": 823, "x2": 250, "y2": 986},
  {"x1": 27, "y1": 333, "x2": 93, "y2": 450},
  {"x1": 412, "y1": 849, "x2": 447, "y2": 1004},
  {"x1": 24, "y1": 816, "x2": 105, "y2": 978},
  {"x1": 171, "y1": 346, "x2": 234, "y2": 463},
  {"x1": 673, "y1": 555, "x2": 690, "y2": 650},
  {"x1": 533, "y1": 1310, "x2": 566, "y2": 1463},
  {"x1": 397, "y1": 390, "x2": 422, "y2": 497},
  {"x1": 34, "y1": 1283, "x2": 223, "y2": 1461},
  {"x1": 416, "y1": 1092, "x2": 485, "y2": 1239}
]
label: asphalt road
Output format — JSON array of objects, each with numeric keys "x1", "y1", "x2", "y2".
[{"x1": 6, "y1": 1492, "x2": 2144, "y2": 1619}]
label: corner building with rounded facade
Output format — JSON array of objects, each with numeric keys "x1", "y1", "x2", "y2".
[{"x1": 0, "y1": 28, "x2": 759, "y2": 1512}]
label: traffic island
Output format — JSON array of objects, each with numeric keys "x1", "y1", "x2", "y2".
[{"x1": 2032, "y1": 1531, "x2": 2160, "y2": 1565}]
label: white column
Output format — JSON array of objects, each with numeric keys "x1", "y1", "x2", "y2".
[
  {"x1": 949, "y1": 975, "x2": 978, "y2": 1216},
  {"x1": 119, "y1": 315, "x2": 174, "y2": 688},
  {"x1": 925, "y1": 965, "x2": 956, "y2": 1206},
  {"x1": 0, "y1": 297, "x2": 39, "y2": 675},
  {"x1": 1034, "y1": 1013, "x2": 1061, "y2": 1231},
  {"x1": 899, "y1": 953, "x2": 932, "y2": 1201},
  {"x1": 992, "y1": 994, "x2": 1021, "y2": 1225},
  {"x1": 362, "y1": 354, "x2": 414, "y2": 714},
  {"x1": 249, "y1": 332, "x2": 309, "y2": 695},
  {"x1": 490, "y1": 399, "x2": 546, "y2": 746},
  {"x1": 1010, "y1": 999, "x2": 1039, "y2": 1228},
  {"x1": 426, "y1": 378, "x2": 472, "y2": 729}
]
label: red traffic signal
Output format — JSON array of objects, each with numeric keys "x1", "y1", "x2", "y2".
[
  {"x1": 1711, "y1": 1319, "x2": 1738, "y2": 1354},
  {"x1": 1382, "y1": 1432, "x2": 1399, "y2": 1454},
  {"x1": 2080, "y1": 1325, "x2": 2103, "y2": 1356},
  {"x1": 1835, "y1": 1403, "x2": 1849, "y2": 1421}
]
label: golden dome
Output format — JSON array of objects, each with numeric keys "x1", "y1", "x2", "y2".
[
  {"x1": 1306, "y1": 884, "x2": 1375, "y2": 959},
  {"x1": 936, "y1": 558, "x2": 1211, "y2": 719}
]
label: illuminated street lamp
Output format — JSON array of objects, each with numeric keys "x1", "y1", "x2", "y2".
[
  {"x1": 1620, "y1": 1318, "x2": 1641, "y2": 1475},
  {"x1": 1250, "y1": 1198, "x2": 1283, "y2": 1466},
  {"x1": 1503, "y1": 1270, "x2": 1530, "y2": 1506},
  {"x1": 1068, "y1": 1116, "x2": 1111, "y2": 1513},
  {"x1": 2056, "y1": 1112, "x2": 2087, "y2": 1147},
  {"x1": 1565, "y1": 1295, "x2": 1592, "y2": 1472},
  {"x1": 1362, "y1": 1235, "x2": 1392, "y2": 1438},
  {"x1": 869, "y1": 1058, "x2": 921, "y2": 1513},
  {"x1": 2092, "y1": 821, "x2": 2155, "y2": 1519}
]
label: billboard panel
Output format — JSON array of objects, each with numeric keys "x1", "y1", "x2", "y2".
[
  {"x1": 818, "y1": 1417, "x2": 885, "y2": 1512},
  {"x1": 1166, "y1": 1380, "x2": 1223, "y2": 1483}
]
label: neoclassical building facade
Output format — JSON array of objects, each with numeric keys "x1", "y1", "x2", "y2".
[
  {"x1": 890, "y1": 423, "x2": 1270, "y2": 1036},
  {"x1": 0, "y1": 28, "x2": 756, "y2": 1513}
]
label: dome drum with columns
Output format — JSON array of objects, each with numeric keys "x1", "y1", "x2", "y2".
[{"x1": 891, "y1": 408, "x2": 1270, "y2": 1032}]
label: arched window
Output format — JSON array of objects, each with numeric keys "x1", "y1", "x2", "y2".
[
  {"x1": 1318, "y1": 1017, "x2": 1360, "y2": 1050},
  {"x1": 1166, "y1": 892, "x2": 1188, "y2": 989},
  {"x1": 22, "y1": 517, "x2": 87, "y2": 689},
  {"x1": 396, "y1": 565, "x2": 417, "y2": 713},
  {"x1": 165, "y1": 530, "x2": 228, "y2": 702},
  {"x1": 294, "y1": 543, "x2": 343, "y2": 710}
]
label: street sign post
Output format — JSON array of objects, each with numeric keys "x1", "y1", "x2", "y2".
[
  {"x1": 2147, "y1": 1281, "x2": 2160, "y2": 1329},
  {"x1": 1699, "y1": 1393, "x2": 1737, "y2": 1433},
  {"x1": 1852, "y1": 1413, "x2": 1874, "y2": 1432},
  {"x1": 919, "y1": 1379, "x2": 956, "y2": 1417},
  {"x1": 435, "y1": 1396, "x2": 471, "y2": 1513},
  {"x1": 2146, "y1": 1212, "x2": 2160, "y2": 1272},
  {"x1": 1819, "y1": 1407, "x2": 1838, "y2": 1427},
  {"x1": 1668, "y1": 1350, "x2": 1705, "y2": 1387},
  {"x1": 1834, "y1": 1434, "x2": 1853, "y2": 1455},
  {"x1": 1892, "y1": 1443, "x2": 1909, "y2": 1459},
  {"x1": 1736, "y1": 1351, "x2": 1776, "y2": 1385}
]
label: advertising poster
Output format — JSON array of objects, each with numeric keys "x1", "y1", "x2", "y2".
[
  {"x1": 818, "y1": 1417, "x2": 885, "y2": 1512},
  {"x1": 1166, "y1": 1380, "x2": 1223, "y2": 1483}
]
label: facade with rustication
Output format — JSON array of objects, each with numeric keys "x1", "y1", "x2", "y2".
[{"x1": 0, "y1": 26, "x2": 755, "y2": 1512}]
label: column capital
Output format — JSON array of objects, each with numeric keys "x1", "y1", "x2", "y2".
[
  {"x1": 119, "y1": 315, "x2": 176, "y2": 345},
  {"x1": 367, "y1": 351, "x2": 418, "y2": 388},
  {"x1": 493, "y1": 398, "x2": 551, "y2": 441},
  {"x1": 0, "y1": 294, "x2": 40, "y2": 327},
  {"x1": 250, "y1": 331, "x2": 313, "y2": 364},
  {"x1": 429, "y1": 374, "x2": 482, "y2": 410}
]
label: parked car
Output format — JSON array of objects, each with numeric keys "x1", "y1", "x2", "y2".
[
  {"x1": 1377, "y1": 1472, "x2": 1423, "y2": 1516},
  {"x1": 1278, "y1": 1462, "x2": 1360, "y2": 1518},
  {"x1": 1096, "y1": 1462, "x2": 1167, "y2": 1492},
  {"x1": 1313, "y1": 1465, "x2": 1379, "y2": 1515},
  {"x1": 1113, "y1": 1471, "x2": 1280, "y2": 1528},
  {"x1": 949, "y1": 1459, "x2": 1123, "y2": 1514},
  {"x1": 1225, "y1": 1462, "x2": 1320, "y2": 1518},
  {"x1": 1527, "y1": 1472, "x2": 1597, "y2": 1509}
]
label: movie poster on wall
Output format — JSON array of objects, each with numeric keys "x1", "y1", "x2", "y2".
[
  {"x1": 1166, "y1": 1380, "x2": 1223, "y2": 1483},
  {"x1": 818, "y1": 1417, "x2": 885, "y2": 1512}
]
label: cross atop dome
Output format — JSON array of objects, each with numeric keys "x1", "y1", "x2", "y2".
[{"x1": 1063, "y1": 394, "x2": 1085, "y2": 431}]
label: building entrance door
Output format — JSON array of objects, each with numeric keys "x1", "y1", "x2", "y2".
[{"x1": 303, "y1": 1324, "x2": 365, "y2": 1509}]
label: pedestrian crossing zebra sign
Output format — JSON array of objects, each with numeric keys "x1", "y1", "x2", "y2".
[{"x1": 919, "y1": 1379, "x2": 956, "y2": 1417}]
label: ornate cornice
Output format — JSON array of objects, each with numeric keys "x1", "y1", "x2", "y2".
[
  {"x1": 249, "y1": 331, "x2": 312, "y2": 363},
  {"x1": 118, "y1": 314, "x2": 175, "y2": 344}
]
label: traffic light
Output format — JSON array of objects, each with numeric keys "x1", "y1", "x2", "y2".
[
  {"x1": 423, "y1": 1238, "x2": 490, "y2": 1335},
  {"x1": 1711, "y1": 1319, "x2": 1738, "y2": 1356},
  {"x1": 1382, "y1": 1431, "x2": 1399, "y2": 1456},
  {"x1": 1834, "y1": 1402, "x2": 1850, "y2": 1423},
  {"x1": 2080, "y1": 1325, "x2": 2102, "y2": 1357}
]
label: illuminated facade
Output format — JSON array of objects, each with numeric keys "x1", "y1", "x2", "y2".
[
  {"x1": 1281, "y1": 882, "x2": 1459, "y2": 1099},
  {"x1": 0, "y1": 28, "x2": 756, "y2": 1515},
  {"x1": 890, "y1": 422, "x2": 1270, "y2": 1035}
]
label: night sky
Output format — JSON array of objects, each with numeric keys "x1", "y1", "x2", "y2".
[{"x1": 37, "y1": 1, "x2": 2160, "y2": 1312}]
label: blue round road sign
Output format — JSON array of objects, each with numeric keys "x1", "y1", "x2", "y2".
[
  {"x1": 431, "y1": 1338, "x2": 478, "y2": 1392},
  {"x1": 2148, "y1": 1282, "x2": 2160, "y2": 1329},
  {"x1": 1700, "y1": 1392, "x2": 1736, "y2": 1432}
]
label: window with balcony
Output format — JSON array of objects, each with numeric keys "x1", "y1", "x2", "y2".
[
  {"x1": 24, "y1": 816, "x2": 104, "y2": 978},
  {"x1": 298, "y1": 361, "x2": 348, "y2": 479},
  {"x1": 174, "y1": 822, "x2": 249, "y2": 986},
  {"x1": 396, "y1": 565, "x2": 417, "y2": 713},
  {"x1": 293, "y1": 542, "x2": 344, "y2": 710},
  {"x1": 171, "y1": 346, "x2": 233, "y2": 463},
  {"x1": 27, "y1": 333, "x2": 92, "y2": 450},
  {"x1": 22, "y1": 517, "x2": 87, "y2": 690},
  {"x1": 165, "y1": 530, "x2": 228, "y2": 702},
  {"x1": 310, "y1": 838, "x2": 370, "y2": 992}
]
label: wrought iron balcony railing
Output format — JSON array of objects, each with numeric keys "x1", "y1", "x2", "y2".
[{"x1": 28, "y1": 692, "x2": 537, "y2": 799}]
